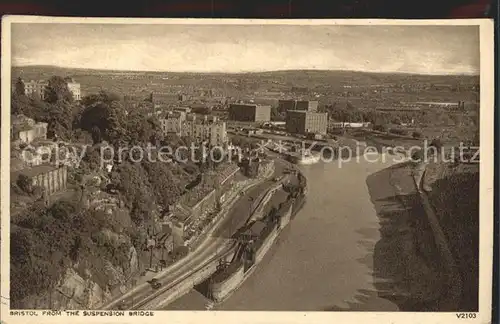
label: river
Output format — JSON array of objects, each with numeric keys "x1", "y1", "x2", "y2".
[
  {"x1": 167, "y1": 152, "x2": 408, "y2": 311},
  {"x1": 215, "y1": 152, "x2": 404, "y2": 311}
]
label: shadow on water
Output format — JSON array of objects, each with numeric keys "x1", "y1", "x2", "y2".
[{"x1": 322, "y1": 162, "x2": 445, "y2": 312}]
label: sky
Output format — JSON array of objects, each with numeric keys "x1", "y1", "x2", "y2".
[{"x1": 11, "y1": 23, "x2": 480, "y2": 75}]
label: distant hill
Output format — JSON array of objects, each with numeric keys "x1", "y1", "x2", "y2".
[
  {"x1": 12, "y1": 65, "x2": 479, "y2": 81},
  {"x1": 11, "y1": 65, "x2": 479, "y2": 99}
]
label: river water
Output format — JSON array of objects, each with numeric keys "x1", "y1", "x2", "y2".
[{"x1": 216, "y1": 153, "x2": 403, "y2": 311}]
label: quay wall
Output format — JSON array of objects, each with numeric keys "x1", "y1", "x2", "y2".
[
  {"x1": 254, "y1": 226, "x2": 279, "y2": 265},
  {"x1": 207, "y1": 192, "x2": 305, "y2": 303},
  {"x1": 210, "y1": 262, "x2": 245, "y2": 302}
]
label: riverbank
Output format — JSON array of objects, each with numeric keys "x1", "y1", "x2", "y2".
[{"x1": 367, "y1": 160, "x2": 478, "y2": 311}]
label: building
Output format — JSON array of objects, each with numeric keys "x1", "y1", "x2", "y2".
[
  {"x1": 291, "y1": 86, "x2": 308, "y2": 94},
  {"x1": 285, "y1": 111, "x2": 328, "y2": 135},
  {"x1": 228, "y1": 104, "x2": 271, "y2": 122},
  {"x1": 12, "y1": 164, "x2": 68, "y2": 195},
  {"x1": 190, "y1": 104, "x2": 212, "y2": 115},
  {"x1": 174, "y1": 107, "x2": 192, "y2": 114},
  {"x1": 24, "y1": 80, "x2": 48, "y2": 99},
  {"x1": 278, "y1": 100, "x2": 296, "y2": 113},
  {"x1": 182, "y1": 115, "x2": 228, "y2": 147},
  {"x1": 23, "y1": 79, "x2": 81, "y2": 101},
  {"x1": 65, "y1": 78, "x2": 81, "y2": 101},
  {"x1": 278, "y1": 100, "x2": 318, "y2": 113},
  {"x1": 295, "y1": 100, "x2": 318, "y2": 112},
  {"x1": 151, "y1": 93, "x2": 182, "y2": 107},
  {"x1": 241, "y1": 158, "x2": 274, "y2": 178},
  {"x1": 159, "y1": 111, "x2": 186, "y2": 134},
  {"x1": 11, "y1": 115, "x2": 48, "y2": 144}
]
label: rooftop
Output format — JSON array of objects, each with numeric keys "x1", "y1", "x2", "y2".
[
  {"x1": 215, "y1": 163, "x2": 240, "y2": 185},
  {"x1": 287, "y1": 110, "x2": 326, "y2": 114},
  {"x1": 172, "y1": 204, "x2": 192, "y2": 223},
  {"x1": 181, "y1": 185, "x2": 215, "y2": 208}
]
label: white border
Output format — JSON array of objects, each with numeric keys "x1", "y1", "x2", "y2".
[{"x1": 1, "y1": 16, "x2": 494, "y2": 324}]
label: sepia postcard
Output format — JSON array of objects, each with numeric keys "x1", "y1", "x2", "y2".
[{"x1": 0, "y1": 16, "x2": 494, "y2": 324}]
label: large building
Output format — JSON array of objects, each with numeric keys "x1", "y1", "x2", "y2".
[
  {"x1": 182, "y1": 115, "x2": 228, "y2": 147},
  {"x1": 65, "y1": 78, "x2": 81, "y2": 101},
  {"x1": 23, "y1": 78, "x2": 81, "y2": 101},
  {"x1": 159, "y1": 111, "x2": 186, "y2": 135},
  {"x1": 24, "y1": 80, "x2": 48, "y2": 99},
  {"x1": 151, "y1": 93, "x2": 186, "y2": 107},
  {"x1": 285, "y1": 111, "x2": 328, "y2": 135},
  {"x1": 228, "y1": 104, "x2": 271, "y2": 122},
  {"x1": 160, "y1": 113, "x2": 228, "y2": 147},
  {"x1": 278, "y1": 100, "x2": 318, "y2": 113},
  {"x1": 295, "y1": 100, "x2": 318, "y2": 112}
]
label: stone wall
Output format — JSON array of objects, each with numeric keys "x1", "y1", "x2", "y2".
[{"x1": 254, "y1": 226, "x2": 279, "y2": 265}]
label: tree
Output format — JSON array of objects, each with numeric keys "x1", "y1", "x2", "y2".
[
  {"x1": 429, "y1": 138, "x2": 443, "y2": 153},
  {"x1": 14, "y1": 77, "x2": 25, "y2": 96},
  {"x1": 412, "y1": 131, "x2": 422, "y2": 139},
  {"x1": 44, "y1": 76, "x2": 74, "y2": 104},
  {"x1": 79, "y1": 91, "x2": 128, "y2": 146},
  {"x1": 126, "y1": 110, "x2": 162, "y2": 145},
  {"x1": 48, "y1": 200, "x2": 78, "y2": 221},
  {"x1": 143, "y1": 162, "x2": 183, "y2": 207},
  {"x1": 389, "y1": 128, "x2": 407, "y2": 136},
  {"x1": 372, "y1": 124, "x2": 387, "y2": 132},
  {"x1": 11, "y1": 93, "x2": 31, "y2": 116},
  {"x1": 17, "y1": 174, "x2": 32, "y2": 194},
  {"x1": 46, "y1": 101, "x2": 74, "y2": 139}
]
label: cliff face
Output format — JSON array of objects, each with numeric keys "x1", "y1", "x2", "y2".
[
  {"x1": 425, "y1": 163, "x2": 479, "y2": 311},
  {"x1": 15, "y1": 244, "x2": 139, "y2": 309},
  {"x1": 368, "y1": 160, "x2": 479, "y2": 312},
  {"x1": 11, "y1": 189, "x2": 147, "y2": 310}
]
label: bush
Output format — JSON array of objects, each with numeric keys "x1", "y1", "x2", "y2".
[
  {"x1": 389, "y1": 128, "x2": 407, "y2": 136},
  {"x1": 430, "y1": 138, "x2": 443, "y2": 152},
  {"x1": 16, "y1": 174, "x2": 32, "y2": 194},
  {"x1": 412, "y1": 131, "x2": 422, "y2": 139},
  {"x1": 372, "y1": 124, "x2": 387, "y2": 132}
]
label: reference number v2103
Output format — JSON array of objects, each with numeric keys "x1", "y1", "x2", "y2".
[{"x1": 456, "y1": 313, "x2": 477, "y2": 319}]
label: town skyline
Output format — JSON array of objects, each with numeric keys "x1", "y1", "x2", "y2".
[{"x1": 12, "y1": 24, "x2": 479, "y2": 75}]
